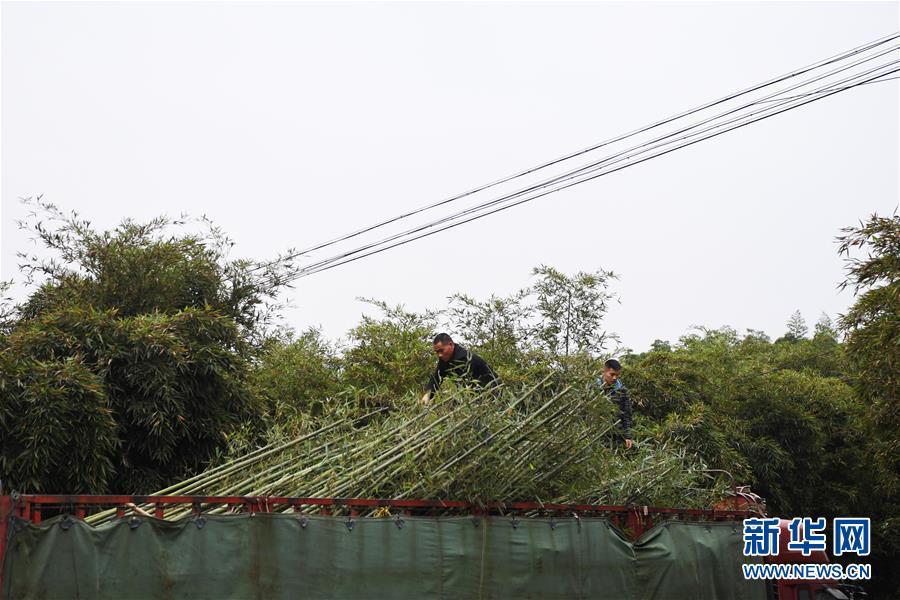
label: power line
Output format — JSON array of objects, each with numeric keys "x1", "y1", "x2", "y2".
[
  {"x1": 287, "y1": 65, "x2": 898, "y2": 280},
  {"x1": 251, "y1": 31, "x2": 900, "y2": 274},
  {"x1": 277, "y1": 64, "x2": 899, "y2": 282},
  {"x1": 296, "y1": 68, "x2": 899, "y2": 280},
  {"x1": 753, "y1": 74, "x2": 900, "y2": 103},
  {"x1": 267, "y1": 49, "x2": 898, "y2": 282}
]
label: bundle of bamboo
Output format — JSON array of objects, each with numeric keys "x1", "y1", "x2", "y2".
[{"x1": 88, "y1": 380, "x2": 724, "y2": 523}]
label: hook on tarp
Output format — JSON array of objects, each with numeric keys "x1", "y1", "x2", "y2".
[
  {"x1": 59, "y1": 515, "x2": 74, "y2": 531},
  {"x1": 12, "y1": 517, "x2": 29, "y2": 534}
]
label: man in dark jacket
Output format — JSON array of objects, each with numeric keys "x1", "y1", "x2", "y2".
[
  {"x1": 421, "y1": 333, "x2": 498, "y2": 403},
  {"x1": 599, "y1": 358, "x2": 633, "y2": 449}
]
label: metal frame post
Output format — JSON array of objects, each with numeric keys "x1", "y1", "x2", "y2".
[{"x1": 0, "y1": 495, "x2": 13, "y2": 592}]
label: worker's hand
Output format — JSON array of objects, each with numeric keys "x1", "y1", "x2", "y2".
[
  {"x1": 624, "y1": 438, "x2": 634, "y2": 450},
  {"x1": 419, "y1": 393, "x2": 431, "y2": 406}
]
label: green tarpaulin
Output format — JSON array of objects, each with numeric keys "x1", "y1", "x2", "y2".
[{"x1": 2, "y1": 514, "x2": 765, "y2": 599}]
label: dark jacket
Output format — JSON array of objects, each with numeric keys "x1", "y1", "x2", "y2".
[
  {"x1": 426, "y1": 344, "x2": 498, "y2": 396},
  {"x1": 601, "y1": 379, "x2": 633, "y2": 438}
]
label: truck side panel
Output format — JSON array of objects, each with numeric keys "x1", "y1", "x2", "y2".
[{"x1": 2, "y1": 514, "x2": 766, "y2": 599}]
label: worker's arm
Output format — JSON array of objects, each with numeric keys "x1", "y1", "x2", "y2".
[{"x1": 421, "y1": 364, "x2": 443, "y2": 404}]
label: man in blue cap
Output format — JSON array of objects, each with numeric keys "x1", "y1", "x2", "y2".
[{"x1": 600, "y1": 358, "x2": 633, "y2": 449}]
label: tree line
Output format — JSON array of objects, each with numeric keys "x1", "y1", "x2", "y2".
[{"x1": 0, "y1": 200, "x2": 896, "y2": 595}]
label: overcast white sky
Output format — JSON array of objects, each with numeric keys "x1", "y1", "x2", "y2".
[{"x1": 2, "y1": 1, "x2": 898, "y2": 353}]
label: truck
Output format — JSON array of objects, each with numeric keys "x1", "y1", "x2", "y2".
[{"x1": 0, "y1": 489, "x2": 860, "y2": 599}]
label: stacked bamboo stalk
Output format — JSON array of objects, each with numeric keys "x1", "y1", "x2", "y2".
[{"x1": 88, "y1": 380, "x2": 724, "y2": 523}]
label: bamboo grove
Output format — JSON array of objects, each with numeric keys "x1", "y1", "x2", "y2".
[{"x1": 1, "y1": 204, "x2": 897, "y2": 594}]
